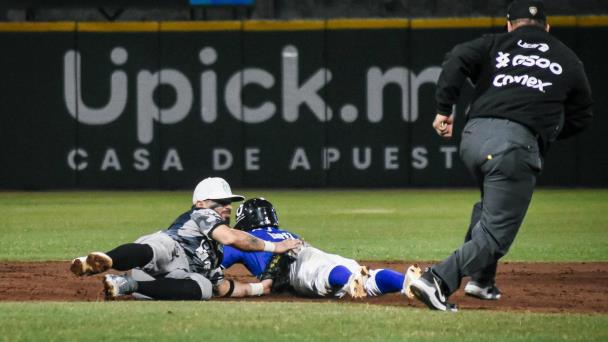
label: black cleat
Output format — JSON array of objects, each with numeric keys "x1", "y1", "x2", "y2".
[{"x1": 409, "y1": 268, "x2": 457, "y2": 312}]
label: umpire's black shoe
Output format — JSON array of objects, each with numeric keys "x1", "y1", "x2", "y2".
[{"x1": 409, "y1": 268, "x2": 457, "y2": 312}]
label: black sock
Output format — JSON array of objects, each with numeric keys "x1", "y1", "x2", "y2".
[
  {"x1": 137, "y1": 278, "x2": 203, "y2": 300},
  {"x1": 106, "y1": 243, "x2": 153, "y2": 271}
]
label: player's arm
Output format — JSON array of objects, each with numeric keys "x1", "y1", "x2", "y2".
[
  {"x1": 215, "y1": 278, "x2": 273, "y2": 297},
  {"x1": 211, "y1": 224, "x2": 301, "y2": 254}
]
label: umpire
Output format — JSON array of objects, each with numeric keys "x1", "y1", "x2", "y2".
[{"x1": 409, "y1": 0, "x2": 593, "y2": 311}]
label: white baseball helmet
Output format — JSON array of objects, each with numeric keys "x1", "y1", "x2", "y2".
[{"x1": 192, "y1": 177, "x2": 245, "y2": 204}]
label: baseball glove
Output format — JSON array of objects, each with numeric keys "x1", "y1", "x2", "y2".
[{"x1": 260, "y1": 253, "x2": 295, "y2": 293}]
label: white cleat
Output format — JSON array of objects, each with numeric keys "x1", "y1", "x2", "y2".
[
  {"x1": 402, "y1": 264, "x2": 423, "y2": 299},
  {"x1": 347, "y1": 266, "x2": 370, "y2": 299},
  {"x1": 103, "y1": 274, "x2": 137, "y2": 300},
  {"x1": 70, "y1": 252, "x2": 113, "y2": 276},
  {"x1": 464, "y1": 281, "x2": 502, "y2": 300}
]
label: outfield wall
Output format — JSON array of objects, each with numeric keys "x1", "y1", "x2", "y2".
[{"x1": 1, "y1": 17, "x2": 607, "y2": 189}]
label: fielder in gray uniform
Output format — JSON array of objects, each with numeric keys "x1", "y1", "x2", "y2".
[
  {"x1": 70, "y1": 177, "x2": 302, "y2": 300},
  {"x1": 409, "y1": 0, "x2": 593, "y2": 311}
]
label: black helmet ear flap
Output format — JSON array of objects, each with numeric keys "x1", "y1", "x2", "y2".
[
  {"x1": 234, "y1": 203, "x2": 247, "y2": 230},
  {"x1": 234, "y1": 198, "x2": 279, "y2": 231}
]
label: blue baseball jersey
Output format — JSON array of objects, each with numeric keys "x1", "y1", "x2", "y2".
[{"x1": 221, "y1": 226, "x2": 299, "y2": 277}]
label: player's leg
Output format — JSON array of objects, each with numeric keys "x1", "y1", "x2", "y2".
[
  {"x1": 328, "y1": 265, "x2": 376, "y2": 298},
  {"x1": 288, "y1": 247, "x2": 320, "y2": 297},
  {"x1": 327, "y1": 263, "x2": 373, "y2": 298},
  {"x1": 364, "y1": 265, "x2": 421, "y2": 297},
  {"x1": 104, "y1": 273, "x2": 212, "y2": 300},
  {"x1": 70, "y1": 232, "x2": 162, "y2": 276},
  {"x1": 327, "y1": 264, "x2": 371, "y2": 298},
  {"x1": 106, "y1": 243, "x2": 154, "y2": 270},
  {"x1": 323, "y1": 252, "x2": 370, "y2": 298},
  {"x1": 328, "y1": 265, "x2": 352, "y2": 288},
  {"x1": 290, "y1": 246, "x2": 366, "y2": 298},
  {"x1": 290, "y1": 246, "x2": 340, "y2": 297},
  {"x1": 104, "y1": 255, "x2": 213, "y2": 300},
  {"x1": 135, "y1": 271, "x2": 212, "y2": 300},
  {"x1": 70, "y1": 244, "x2": 154, "y2": 276},
  {"x1": 365, "y1": 269, "x2": 404, "y2": 296},
  {"x1": 135, "y1": 278, "x2": 207, "y2": 300}
]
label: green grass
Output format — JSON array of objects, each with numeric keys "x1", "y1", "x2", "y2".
[
  {"x1": 0, "y1": 189, "x2": 606, "y2": 261},
  {"x1": 0, "y1": 189, "x2": 607, "y2": 341},
  {"x1": 0, "y1": 302, "x2": 606, "y2": 342}
]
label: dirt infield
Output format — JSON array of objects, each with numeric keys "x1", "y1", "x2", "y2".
[{"x1": 1, "y1": 261, "x2": 606, "y2": 313}]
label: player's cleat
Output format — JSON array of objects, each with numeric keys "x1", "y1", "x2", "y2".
[
  {"x1": 409, "y1": 268, "x2": 458, "y2": 312},
  {"x1": 70, "y1": 252, "x2": 113, "y2": 276},
  {"x1": 347, "y1": 266, "x2": 370, "y2": 299},
  {"x1": 401, "y1": 264, "x2": 423, "y2": 299},
  {"x1": 103, "y1": 274, "x2": 138, "y2": 299},
  {"x1": 464, "y1": 280, "x2": 502, "y2": 300}
]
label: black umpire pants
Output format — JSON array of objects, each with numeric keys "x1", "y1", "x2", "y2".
[{"x1": 432, "y1": 118, "x2": 542, "y2": 295}]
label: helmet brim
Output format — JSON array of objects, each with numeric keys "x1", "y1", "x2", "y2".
[{"x1": 208, "y1": 195, "x2": 245, "y2": 203}]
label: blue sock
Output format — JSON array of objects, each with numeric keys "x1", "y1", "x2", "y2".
[
  {"x1": 375, "y1": 269, "x2": 405, "y2": 294},
  {"x1": 328, "y1": 266, "x2": 352, "y2": 287}
]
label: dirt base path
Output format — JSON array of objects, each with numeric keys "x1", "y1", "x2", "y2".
[{"x1": 1, "y1": 261, "x2": 606, "y2": 313}]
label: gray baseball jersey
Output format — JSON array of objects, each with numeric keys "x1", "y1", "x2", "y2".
[{"x1": 159, "y1": 207, "x2": 226, "y2": 285}]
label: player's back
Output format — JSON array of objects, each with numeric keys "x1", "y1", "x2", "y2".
[{"x1": 249, "y1": 226, "x2": 300, "y2": 242}]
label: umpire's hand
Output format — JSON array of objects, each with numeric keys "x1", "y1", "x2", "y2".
[{"x1": 433, "y1": 113, "x2": 454, "y2": 139}]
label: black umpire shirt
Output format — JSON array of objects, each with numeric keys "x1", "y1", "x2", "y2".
[{"x1": 435, "y1": 25, "x2": 593, "y2": 154}]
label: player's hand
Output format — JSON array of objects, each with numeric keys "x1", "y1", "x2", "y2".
[
  {"x1": 261, "y1": 279, "x2": 273, "y2": 295},
  {"x1": 274, "y1": 239, "x2": 303, "y2": 254},
  {"x1": 433, "y1": 114, "x2": 454, "y2": 139}
]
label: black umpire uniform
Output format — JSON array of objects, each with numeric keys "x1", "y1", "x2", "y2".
[{"x1": 412, "y1": 0, "x2": 593, "y2": 310}]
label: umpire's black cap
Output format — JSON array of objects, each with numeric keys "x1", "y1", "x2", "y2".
[{"x1": 507, "y1": 0, "x2": 546, "y2": 21}]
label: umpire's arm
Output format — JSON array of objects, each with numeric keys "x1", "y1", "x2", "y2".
[
  {"x1": 433, "y1": 36, "x2": 490, "y2": 138},
  {"x1": 558, "y1": 60, "x2": 593, "y2": 139},
  {"x1": 435, "y1": 35, "x2": 490, "y2": 116}
]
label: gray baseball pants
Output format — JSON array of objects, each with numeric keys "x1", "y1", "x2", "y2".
[
  {"x1": 132, "y1": 231, "x2": 213, "y2": 300},
  {"x1": 432, "y1": 118, "x2": 542, "y2": 294}
]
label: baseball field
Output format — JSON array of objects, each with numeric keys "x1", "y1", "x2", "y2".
[{"x1": 0, "y1": 189, "x2": 606, "y2": 341}]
